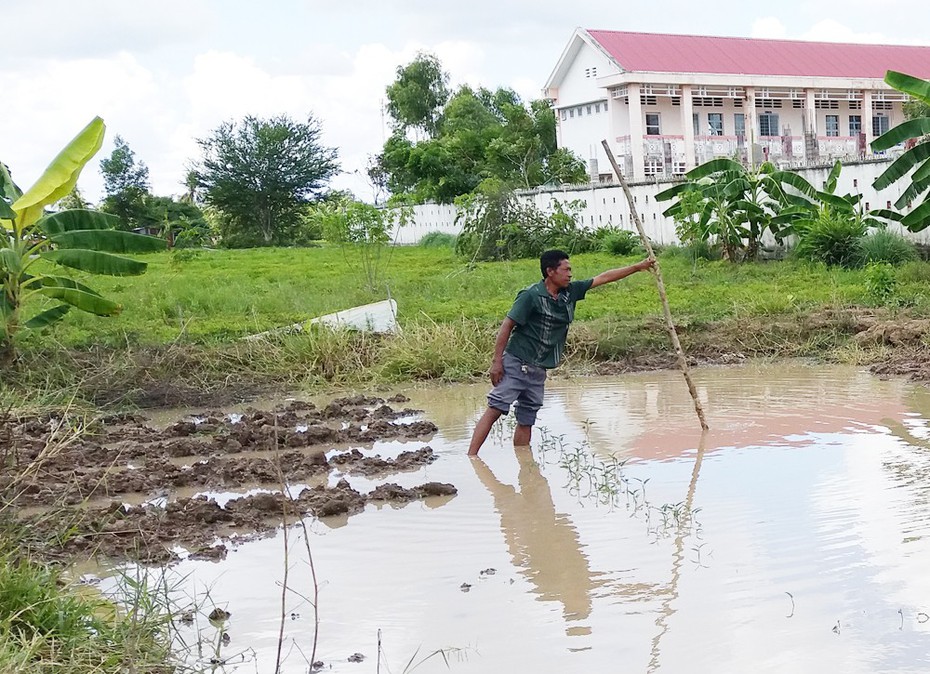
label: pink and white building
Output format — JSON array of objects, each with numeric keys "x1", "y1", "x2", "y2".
[{"x1": 544, "y1": 30, "x2": 930, "y2": 182}]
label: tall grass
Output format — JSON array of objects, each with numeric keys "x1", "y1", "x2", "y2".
[{"x1": 858, "y1": 230, "x2": 919, "y2": 266}]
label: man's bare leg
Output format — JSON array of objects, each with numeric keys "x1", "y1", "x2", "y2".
[
  {"x1": 468, "y1": 407, "x2": 504, "y2": 456},
  {"x1": 513, "y1": 424, "x2": 532, "y2": 447}
]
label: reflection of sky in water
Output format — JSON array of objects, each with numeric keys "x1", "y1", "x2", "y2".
[{"x1": 104, "y1": 363, "x2": 930, "y2": 673}]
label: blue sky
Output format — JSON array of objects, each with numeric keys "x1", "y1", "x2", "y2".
[{"x1": 1, "y1": 0, "x2": 927, "y2": 202}]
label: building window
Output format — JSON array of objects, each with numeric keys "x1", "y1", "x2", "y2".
[
  {"x1": 560, "y1": 110, "x2": 567, "y2": 121},
  {"x1": 792, "y1": 100, "x2": 805, "y2": 109},
  {"x1": 640, "y1": 95, "x2": 658, "y2": 106},
  {"x1": 693, "y1": 113, "x2": 700, "y2": 135},
  {"x1": 825, "y1": 115, "x2": 839, "y2": 137},
  {"x1": 815, "y1": 100, "x2": 839, "y2": 110},
  {"x1": 873, "y1": 101, "x2": 893, "y2": 111},
  {"x1": 595, "y1": 102, "x2": 601, "y2": 113},
  {"x1": 707, "y1": 113, "x2": 723, "y2": 136},
  {"x1": 849, "y1": 101, "x2": 862, "y2": 110},
  {"x1": 586, "y1": 105, "x2": 592, "y2": 115},
  {"x1": 734, "y1": 113, "x2": 746, "y2": 139},
  {"x1": 759, "y1": 113, "x2": 780, "y2": 137},
  {"x1": 755, "y1": 98, "x2": 783, "y2": 109},
  {"x1": 569, "y1": 109, "x2": 575, "y2": 118},
  {"x1": 873, "y1": 114, "x2": 890, "y2": 137},
  {"x1": 644, "y1": 157, "x2": 664, "y2": 176},
  {"x1": 849, "y1": 115, "x2": 861, "y2": 135},
  {"x1": 645, "y1": 113, "x2": 661, "y2": 136}
]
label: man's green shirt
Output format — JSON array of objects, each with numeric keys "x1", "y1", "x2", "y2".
[{"x1": 504, "y1": 279, "x2": 593, "y2": 369}]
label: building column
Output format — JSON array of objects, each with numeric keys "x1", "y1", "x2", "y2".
[
  {"x1": 804, "y1": 89, "x2": 817, "y2": 136},
  {"x1": 804, "y1": 88, "x2": 818, "y2": 163},
  {"x1": 746, "y1": 87, "x2": 758, "y2": 167},
  {"x1": 627, "y1": 83, "x2": 646, "y2": 182},
  {"x1": 681, "y1": 84, "x2": 696, "y2": 171},
  {"x1": 863, "y1": 89, "x2": 875, "y2": 154}
]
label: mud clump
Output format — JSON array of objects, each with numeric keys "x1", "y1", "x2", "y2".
[{"x1": 1, "y1": 396, "x2": 455, "y2": 566}]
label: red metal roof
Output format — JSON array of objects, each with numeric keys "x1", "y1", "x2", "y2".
[{"x1": 587, "y1": 30, "x2": 930, "y2": 79}]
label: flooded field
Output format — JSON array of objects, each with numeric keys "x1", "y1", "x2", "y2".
[{"x1": 85, "y1": 363, "x2": 930, "y2": 671}]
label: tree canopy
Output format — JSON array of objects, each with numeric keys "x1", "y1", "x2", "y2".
[
  {"x1": 376, "y1": 55, "x2": 587, "y2": 204},
  {"x1": 99, "y1": 135, "x2": 151, "y2": 230},
  {"x1": 385, "y1": 52, "x2": 450, "y2": 138},
  {"x1": 194, "y1": 114, "x2": 339, "y2": 247}
]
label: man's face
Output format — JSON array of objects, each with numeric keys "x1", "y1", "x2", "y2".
[{"x1": 547, "y1": 259, "x2": 572, "y2": 288}]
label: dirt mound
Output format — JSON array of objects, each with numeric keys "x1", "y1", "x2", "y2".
[{"x1": 0, "y1": 397, "x2": 455, "y2": 565}]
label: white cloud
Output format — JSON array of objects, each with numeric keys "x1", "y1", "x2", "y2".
[
  {"x1": 751, "y1": 17, "x2": 788, "y2": 39},
  {"x1": 1, "y1": 0, "x2": 213, "y2": 60},
  {"x1": 0, "y1": 53, "x2": 164, "y2": 197},
  {"x1": 801, "y1": 19, "x2": 896, "y2": 44}
]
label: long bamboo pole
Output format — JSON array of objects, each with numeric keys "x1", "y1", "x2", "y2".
[{"x1": 600, "y1": 139, "x2": 709, "y2": 431}]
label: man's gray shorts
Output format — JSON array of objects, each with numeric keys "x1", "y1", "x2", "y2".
[{"x1": 487, "y1": 352, "x2": 548, "y2": 426}]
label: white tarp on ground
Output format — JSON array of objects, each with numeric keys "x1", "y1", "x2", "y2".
[{"x1": 244, "y1": 299, "x2": 399, "y2": 341}]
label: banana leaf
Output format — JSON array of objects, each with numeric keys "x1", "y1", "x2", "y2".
[
  {"x1": 39, "y1": 209, "x2": 119, "y2": 236},
  {"x1": 37, "y1": 286, "x2": 121, "y2": 315},
  {"x1": 885, "y1": 71, "x2": 930, "y2": 105},
  {"x1": 51, "y1": 229, "x2": 166, "y2": 253},
  {"x1": 872, "y1": 119, "x2": 930, "y2": 152},
  {"x1": 41, "y1": 249, "x2": 147, "y2": 276},
  {"x1": 911, "y1": 157, "x2": 930, "y2": 184},
  {"x1": 31, "y1": 275, "x2": 103, "y2": 297},
  {"x1": 872, "y1": 143, "x2": 930, "y2": 190},
  {"x1": 902, "y1": 200, "x2": 930, "y2": 232},
  {"x1": 0, "y1": 249, "x2": 20, "y2": 274},
  {"x1": 685, "y1": 158, "x2": 743, "y2": 180},
  {"x1": 12, "y1": 117, "x2": 105, "y2": 228},
  {"x1": 24, "y1": 304, "x2": 71, "y2": 329},
  {"x1": 894, "y1": 176, "x2": 930, "y2": 210}
]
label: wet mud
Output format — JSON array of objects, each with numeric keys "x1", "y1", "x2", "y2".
[{"x1": 0, "y1": 396, "x2": 455, "y2": 565}]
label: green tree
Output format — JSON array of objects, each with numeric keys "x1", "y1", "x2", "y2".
[
  {"x1": 1, "y1": 118, "x2": 166, "y2": 359},
  {"x1": 195, "y1": 114, "x2": 339, "y2": 247},
  {"x1": 313, "y1": 196, "x2": 411, "y2": 291},
  {"x1": 385, "y1": 52, "x2": 450, "y2": 138},
  {"x1": 54, "y1": 186, "x2": 90, "y2": 211},
  {"x1": 99, "y1": 135, "x2": 151, "y2": 231},
  {"x1": 378, "y1": 78, "x2": 587, "y2": 203}
]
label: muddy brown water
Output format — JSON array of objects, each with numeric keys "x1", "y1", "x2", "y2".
[{"x1": 96, "y1": 363, "x2": 930, "y2": 673}]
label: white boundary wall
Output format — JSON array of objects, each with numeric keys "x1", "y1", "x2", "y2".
[{"x1": 395, "y1": 158, "x2": 930, "y2": 246}]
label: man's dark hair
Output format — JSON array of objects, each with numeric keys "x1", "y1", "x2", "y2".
[{"x1": 540, "y1": 249, "x2": 569, "y2": 279}]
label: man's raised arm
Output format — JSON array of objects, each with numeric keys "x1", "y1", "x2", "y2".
[{"x1": 591, "y1": 258, "x2": 655, "y2": 288}]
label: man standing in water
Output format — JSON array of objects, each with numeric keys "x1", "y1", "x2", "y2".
[{"x1": 467, "y1": 249, "x2": 654, "y2": 456}]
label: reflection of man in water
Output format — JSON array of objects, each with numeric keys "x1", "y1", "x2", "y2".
[{"x1": 471, "y1": 451, "x2": 599, "y2": 637}]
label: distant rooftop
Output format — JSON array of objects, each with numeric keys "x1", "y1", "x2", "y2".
[{"x1": 586, "y1": 30, "x2": 930, "y2": 79}]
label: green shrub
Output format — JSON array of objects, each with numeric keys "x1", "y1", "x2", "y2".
[
  {"x1": 418, "y1": 231, "x2": 457, "y2": 248},
  {"x1": 454, "y1": 182, "x2": 596, "y2": 261},
  {"x1": 857, "y1": 229, "x2": 918, "y2": 266},
  {"x1": 865, "y1": 261, "x2": 898, "y2": 303},
  {"x1": 599, "y1": 229, "x2": 642, "y2": 256},
  {"x1": 660, "y1": 241, "x2": 721, "y2": 262},
  {"x1": 793, "y1": 211, "x2": 865, "y2": 268}
]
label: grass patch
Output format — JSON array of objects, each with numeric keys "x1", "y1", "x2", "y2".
[{"x1": 5, "y1": 245, "x2": 930, "y2": 406}]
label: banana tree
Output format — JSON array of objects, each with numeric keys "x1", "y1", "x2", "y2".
[
  {"x1": 656, "y1": 159, "x2": 787, "y2": 261},
  {"x1": 872, "y1": 71, "x2": 930, "y2": 231},
  {"x1": 772, "y1": 159, "x2": 901, "y2": 237},
  {"x1": 1, "y1": 117, "x2": 166, "y2": 359}
]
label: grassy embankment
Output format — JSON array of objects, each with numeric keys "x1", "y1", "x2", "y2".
[{"x1": 4, "y1": 244, "x2": 930, "y2": 409}]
